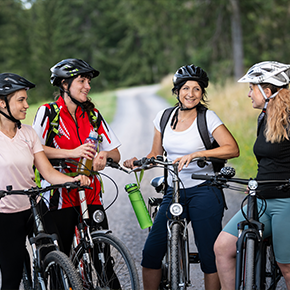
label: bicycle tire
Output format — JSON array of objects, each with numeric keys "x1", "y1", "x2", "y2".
[
  {"x1": 244, "y1": 238, "x2": 255, "y2": 290},
  {"x1": 170, "y1": 223, "x2": 187, "y2": 290},
  {"x1": 71, "y1": 232, "x2": 140, "y2": 290},
  {"x1": 43, "y1": 250, "x2": 82, "y2": 290}
]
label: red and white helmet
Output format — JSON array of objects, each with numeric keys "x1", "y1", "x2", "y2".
[{"x1": 238, "y1": 61, "x2": 290, "y2": 87}]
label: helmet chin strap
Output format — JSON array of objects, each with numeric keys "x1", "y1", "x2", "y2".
[
  {"x1": 258, "y1": 84, "x2": 281, "y2": 114},
  {"x1": 177, "y1": 96, "x2": 198, "y2": 111},
  {"x1": 0, "y1": 97, "x2": 22, "y2": 128},
  {"x1": 257, "y1": 84, "x2": 282, "y2": 128},
  {"x1": 62, "y1": 86, "x2": 85, "y2": 117},
  {"x1": 171, "y1": 98, "x2": 199, "y2": 129},
  {"x1": 0, "y1": 108, "x2": 21, "y2": 129}
]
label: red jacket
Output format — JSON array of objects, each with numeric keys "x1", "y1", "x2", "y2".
[{"x1": 33, "y1": 96, "x2": 121, "y2": 210}]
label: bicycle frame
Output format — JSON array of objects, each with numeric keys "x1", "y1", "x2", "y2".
[
  {"x1": 235, "y1": 184, "x2": 265, "y2": 290},
  {"x1": 166, "y1": 162, "x2": 191, "y2": 289},
  {"x1": 54, "y1": 158, "x2": 140, "y2": 290},
  {"x1": 134, "y1": 156, "x2": 222, "y2": 289},
  {"x1": 28, "y1": 195, "x2": 61, "y2": 289},
  {"x1": 191, "y1": 168, "x2": 285, "y2": 290},
  {"x1": 0, "y1": 182, "x2": 84, "y2": 290}
]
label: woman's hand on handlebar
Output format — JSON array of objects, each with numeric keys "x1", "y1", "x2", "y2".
[
  {"x1": 173, "y1": 153, "x2": 197, "y2": 172},
  {"x1": 72, "y1": 174, "x2": 91, "y2": 187},
  {"x1": 123, "y1": 157, "x2": 138, "y2": 169}
]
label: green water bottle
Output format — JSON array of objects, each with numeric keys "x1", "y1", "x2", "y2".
[{"x1": 125, "y1": 183, "x2": 153, "y2": 229}]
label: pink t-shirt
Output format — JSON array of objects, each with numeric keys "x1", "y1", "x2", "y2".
[{"x1": 0, "y1": 125, "x2": 44, "y2": 213}]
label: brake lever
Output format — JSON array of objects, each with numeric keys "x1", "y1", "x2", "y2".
[{"x1": 276, "y1": 183, "x2": 290, "y2": 191}]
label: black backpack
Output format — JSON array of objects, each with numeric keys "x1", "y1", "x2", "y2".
[{"x1": 159, "y1": 105, "x2": 226, "y2": 173}]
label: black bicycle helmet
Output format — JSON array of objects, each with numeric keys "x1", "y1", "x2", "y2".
[
  {"x1": 50, "y1": 58, "x2": 100, "y2": 87},
  {"x1": 0, "y1": 73, "x2": 35, "y2": 128},
  {"x1": 0, "y1": 73, "x2": 35, "y2": 96},
  {"x1": 173, "y1": 64, "x2": 209, "y2": 88}
]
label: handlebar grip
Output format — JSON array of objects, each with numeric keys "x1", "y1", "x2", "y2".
[
  {"x1": 106, "y1": 158, "x2": 120, "y2": 169},
  {"x1": 206, "y1": 157, "x2": 226, "y2": 164},
  {"x1": 133, "y1": 159, "x2": 143, "y2": 166},
  {"x1": 191, "y1": 174, "x2": 215, "y2": 181}
]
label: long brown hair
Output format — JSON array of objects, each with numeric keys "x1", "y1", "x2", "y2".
[{"x1": 263, "y1": 83, "x2": 290, "y2": 143}]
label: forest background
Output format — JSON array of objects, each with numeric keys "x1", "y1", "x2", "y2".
[{"x1": 2, "y1": 0, "x2": 290, "y2": 177}]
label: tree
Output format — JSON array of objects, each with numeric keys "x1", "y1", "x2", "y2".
[
  {"x1": 230, "y1": 0, "x2": 244, "y2": 80},
  {"x1": 0, "y1": 0, "x2": 30, "y2": 76}
]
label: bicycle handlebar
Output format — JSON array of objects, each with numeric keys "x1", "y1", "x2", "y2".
[
  {"x1": 50, "y1": 158, "x2": 130, "y2": 174},
  {"x1": 191, "y1": 166, "x2": 290, "y2": 190},
  {"x1": 133, "y1": 156, "x2": 226, "y2": 168},
  {"x1": 0, "y1": 181, "x2": 92, "y2": 199}
]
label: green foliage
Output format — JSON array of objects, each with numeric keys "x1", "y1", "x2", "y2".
[
  {"x1": 1, "y1": 0, "x2": 290, "y2": 104},
  {"x1": 0, "y1": 0, "x2": 30, "y2": 76}
]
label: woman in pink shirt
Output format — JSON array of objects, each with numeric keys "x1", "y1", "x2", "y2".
[{"x1": 0, "y1": 73, "x2": 90, "y2": 290}]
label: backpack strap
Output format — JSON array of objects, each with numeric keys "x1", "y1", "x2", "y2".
[
  {"x1": 160, "y1": 107, "x2": 176, "y2": 141},
  {"x1": 46, "y1": 102, "x2": 62, "y2": 147},
  {"x1": 159, "y1": 107, "x2": 177, "y2": 195},
  {"x1": 197, "y1": 106, "x2": 225, "y2": 172},
  {"x1": 197, "y1": 106, "x2": 212, "y2": 150},
  {"x1": 90, "y1": 110, "x2": 108, "y2": 132}
]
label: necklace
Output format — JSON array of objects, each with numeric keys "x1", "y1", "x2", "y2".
[{"x1": 179, "y1": 112, "x2": 197, "y2": 122}]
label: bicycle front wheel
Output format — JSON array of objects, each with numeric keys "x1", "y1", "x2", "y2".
[
  {"x1": 71, "y1": 232, "x2": 140, "y2": 290},
  {"x1": 43, "y1": 250, "x2": 82, "y2": 290},
  {"x1": 170, "y1": 222, "x2": 187, "y2": 290},
  {"x1": 244, "y1": 238, "x2": 255, "y2": 290}
]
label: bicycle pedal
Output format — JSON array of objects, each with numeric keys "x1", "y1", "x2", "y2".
[{"x1": 189, "y1": 252, "x2": 200, "y2": 263}]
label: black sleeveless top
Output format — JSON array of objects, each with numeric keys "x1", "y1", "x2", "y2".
[{"x1": 253, "y1": 121, "x2": 290, "y2": 198}]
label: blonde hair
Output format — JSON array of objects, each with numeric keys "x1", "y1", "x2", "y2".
[{"x1": 265, "y1": 87, "x2": 290, "y2": 143}]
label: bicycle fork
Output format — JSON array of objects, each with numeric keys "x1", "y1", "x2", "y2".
[
  {"x1": 235, "y1": 222, "x2": 264, "y2": 290},
  {"x1": 167, "y1": 219, "x2": 191, "y2": 288},
  {"x1": 74, "y1": 188, "x2": 97, "y2": 286}
]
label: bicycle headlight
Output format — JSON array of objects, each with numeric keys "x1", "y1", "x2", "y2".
[
  {"x1": 92, "y1": 210, "x2": 105, "y2": 224},
  {"x1": 248, "y1": 179, "x2": 258, "y2": 190},
  {"x1": 169, "y1": 203, "x2": 183, "y2": 217}
]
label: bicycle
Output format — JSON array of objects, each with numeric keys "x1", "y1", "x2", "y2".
[
  {"x1": 0, "y1": 182, "x2": 84, "y2": 290},
  {"x1": 132, "y1": 155, "x2": 225, "y2": 290},
  {"x1": 191, "y1": 166, "x2": 285, "y2": 290},
  {"x1": 50, "y1": 158, "x2": 140, "y2": 290}
]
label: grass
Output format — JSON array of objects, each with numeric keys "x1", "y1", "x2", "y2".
[
  {"x1": 157, "y1": 76, "x2": 259, "y2": 178},
  {"x1": 23, "y1": 91, "x2": 117, "y2": 126}
]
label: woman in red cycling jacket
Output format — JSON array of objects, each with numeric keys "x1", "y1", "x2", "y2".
[{"x1": 32, "y1": 59, "x2": 121, "y2": 256}]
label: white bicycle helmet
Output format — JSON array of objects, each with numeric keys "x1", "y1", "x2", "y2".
[
  {"x1": 239, "y1": 61, "x2": 290, "y2": 128},
  {"x1": 238, "y1": 61, "x2": 290, "y2": 87}
]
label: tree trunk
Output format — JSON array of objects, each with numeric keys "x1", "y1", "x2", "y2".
[{"x1": 230, "y1": 0, "x2": 244, "y2": 80}]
